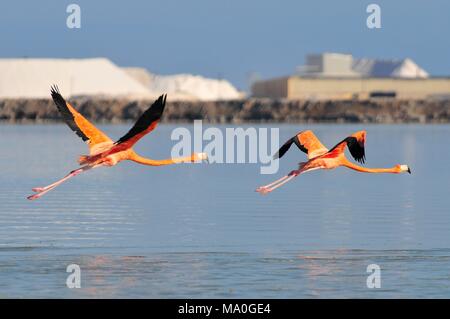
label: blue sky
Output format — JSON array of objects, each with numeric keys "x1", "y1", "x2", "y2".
[{"x1": 1, "y1": 0, "x2": 449, "y2": 90}]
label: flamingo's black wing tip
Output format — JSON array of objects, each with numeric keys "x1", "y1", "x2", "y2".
[{"x1": 50, "y1": 84, "x2": 60, "y2": 96}]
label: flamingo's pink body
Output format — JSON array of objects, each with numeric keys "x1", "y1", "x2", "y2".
[
  {"x1": 28, "y1": 86, "x2": 207, "y2": 200},
  {"x1": 256, "y1": 130, "x2": 411, "y2": 194}
]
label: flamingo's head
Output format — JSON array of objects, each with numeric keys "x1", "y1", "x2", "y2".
[
  {"x1": 398, "y1": 164, "x2": 411, "y2": 174},
  {"x1": 195, "y1": 152, "x2": 209, "y2": 163}
]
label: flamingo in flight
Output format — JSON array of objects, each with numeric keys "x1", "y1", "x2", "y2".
[
  {"x1": 27, "y1": 86, "x2": 208, "y2": 200},
  {"x1": 256, "y1": 130, "x2": 411, "y2": 194}
]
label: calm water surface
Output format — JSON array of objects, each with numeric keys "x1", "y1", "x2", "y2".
[{"x1": 0, "y1": 124, "x2": 449, "y2": 298}]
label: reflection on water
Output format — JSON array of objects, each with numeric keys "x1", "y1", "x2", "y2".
[{"x1": 0, "y1": 124, "x2": 450, "y2": 298}]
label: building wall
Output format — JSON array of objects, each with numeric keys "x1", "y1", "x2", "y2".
[
  {"x1": 288, "y1": 77, "x2": 363, "y2": 99},
  {"x1": 252, "y1": 76, "x2": 450, "y2": 99},
  {"x1": 360, "y1": 78, "x2": 450, "y2": 99},
  {"x1": 304, "y1": 53, "x2": 359, "y2": 77},
  {"x1": 251, "y1": 77, "x2": 289, "y2": 98},
  {"x1": 322, "y1": 54, "x2": 356, "y2": 77}
]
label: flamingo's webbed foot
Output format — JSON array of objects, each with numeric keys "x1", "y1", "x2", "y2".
[
  {"x1": 256, "y1": 186, "x2": 272, "y2": 195},
  {"x1": 27, "y1": 193, "x2": 41, "y2": 200}
]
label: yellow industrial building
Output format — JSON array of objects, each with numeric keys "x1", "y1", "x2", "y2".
[
  {"x1": 252, "y1": 53, "x2": 450, "y2": 100},
  {"x1": 252, "y1": 76, "x2": 450, "y2": 100}
]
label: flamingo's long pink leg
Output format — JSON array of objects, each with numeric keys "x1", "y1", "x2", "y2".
[
  {"x1": 259, "y1": 174, "x2": 297, "y2": 194},
  {"x1": 256, "y1": 166, "x2": 322, "y2": 195},
  {"x1": 27, "y1": 165, "x2": 92, "y2": 200},
  {"x1": 32, "y1": 168, "x2": 84, "y2": 193},
  {"x1": 257, "y1": 174, "x2": 297, "y2": 194},
  {"x1": 256, "y1": 174, "x2": 291, "y2": 191},
  {"x1": 256, "y1": 162, "x2": 309, "y2": 193},
  {"x1": 256, "y1": 169, "x2": 300, "y2": 194}
]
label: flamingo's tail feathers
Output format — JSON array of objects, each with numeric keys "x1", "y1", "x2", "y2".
[
  {"x1": 298, "y1": 161, "x2": 307, "y2": 169},
  {"x1": 78, "y1": 155, "x2": 91, "y2": 165},
  {"x1": 274, "y1": 137, "x2": 295, "y2": 159}
]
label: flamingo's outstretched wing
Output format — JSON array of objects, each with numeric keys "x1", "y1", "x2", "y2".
[
  {"x1": 274, "y1": 130, "x2": 329, "y2": 159},
  {"x1": 110, "y1": 94, "x2": 167, "y2": 153},
  {"x1": 51, "y1": 85, "x2": 113, "y2": 154},
  {"x1": 328, "y1": 130, "x2": 366, "y2": 164}
]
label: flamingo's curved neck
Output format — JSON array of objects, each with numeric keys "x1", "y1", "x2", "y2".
[
  {"x1": 130, "y1": 152, "x2": 196, "y2": 166},
  {"x1": 342, "y1": 159, "x2": 399, "y2": 174}
]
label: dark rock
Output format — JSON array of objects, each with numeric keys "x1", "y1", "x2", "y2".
[{"x1": 1, "y1": 98, "x2": 450, "y2": 124}]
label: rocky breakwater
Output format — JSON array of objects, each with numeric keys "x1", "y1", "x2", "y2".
[{"x1": 1, "y1": 98, "x2": 449, "y2": 123}]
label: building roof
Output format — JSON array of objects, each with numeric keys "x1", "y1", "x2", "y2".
[
  {"x1": 298, "y1": 53, "x2": 429, "y2": 79},
  {"x1": 352, "y1": 58, "x2": 429, "y2": 78}
]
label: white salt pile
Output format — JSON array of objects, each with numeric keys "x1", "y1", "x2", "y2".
[
  {"x1": 0, "y1": 58, "x2": 243, "y2": 101},
  {"x1": 124, "y1": 67, "x2": 244, "y2": 101},
  {"x1": 0, "y1": 58, "x2": 155, "y2": 99}
]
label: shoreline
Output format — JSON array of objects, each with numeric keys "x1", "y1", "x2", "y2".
[{"x1": 1, "y1": 98, "x2": 450, "y2": 124}]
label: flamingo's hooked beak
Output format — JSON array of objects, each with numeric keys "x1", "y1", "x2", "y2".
[{"x1": 407, "y1": 167, "x2": 411, "y2": 174}]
